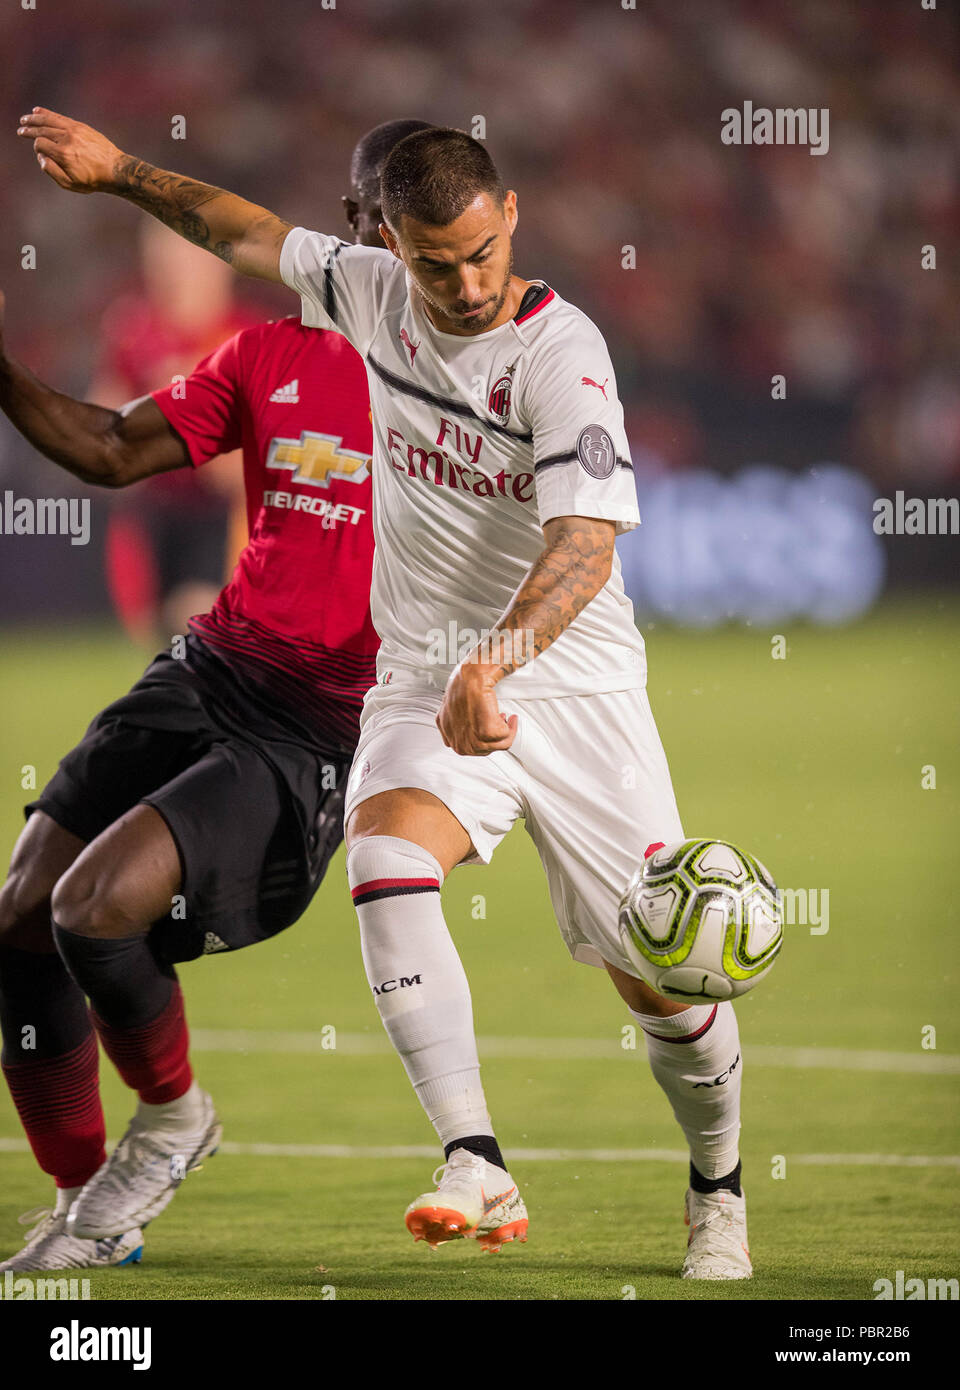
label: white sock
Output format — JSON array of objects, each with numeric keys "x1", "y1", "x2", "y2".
[
  {"x1": 136, "y1": 1079, "x2": 205, "y2": 1131},
  {"x1": 347, "y1": 835, "x2": 494, "y2": 1147},
  {"x1": 631, "y1": 1001, "x2": 742, "y2": 1180},
  {"x1": 55, "y1": 1184, "x2": 82, "y2": 1216}
]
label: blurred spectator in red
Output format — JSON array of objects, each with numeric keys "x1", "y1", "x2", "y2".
[{"x1": 92, "y1": 222, "x2": 258, "y2": 644}]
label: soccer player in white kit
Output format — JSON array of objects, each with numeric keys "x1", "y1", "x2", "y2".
[{"x1": 18, "y1": 110, "x2": 752, "y2": 1279}]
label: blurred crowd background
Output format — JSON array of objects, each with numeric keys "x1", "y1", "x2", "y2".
[{"x1": 2, "y1": 0, "x2": 957, "y2": 626}]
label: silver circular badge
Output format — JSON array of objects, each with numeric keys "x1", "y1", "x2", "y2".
[{"x1": 576, "y1": 424, "x2": 617, "y2": 479}]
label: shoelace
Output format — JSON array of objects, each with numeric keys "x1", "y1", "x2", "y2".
[
  {"x1": 432, "y1": 1152, "x2": 485, "y2": 1191},
  {"x1": 691, "y1": 1201, "x2": 742, "y2": 1251},
  {"x1": 17, "y1": 1206, "x2": 59, "y2": 1245}
]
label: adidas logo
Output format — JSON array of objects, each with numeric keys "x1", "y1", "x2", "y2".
[
  {"x1": 203, "y1": 932, "x2": 230, "y2": 954},
  {"x1": 269, "y1": 379, "x2": 300, "y2": 404}
]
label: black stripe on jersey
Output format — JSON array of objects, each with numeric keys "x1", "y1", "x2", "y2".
[
  {"x1": 324, "y1": 242, "x2": 347, "y2": 323},
  {"x1": 366, "y1": 353, "x2": 534, "y2": 444},
  {"x1": 534, "y1": 449, "x2": 577, "y2": 471},
  {"x1": 513, "y1": 283, "x2": 552, "y2": 321},
  {"x1": 534, "y1": 451, "x2": 633, "y2": 473}
]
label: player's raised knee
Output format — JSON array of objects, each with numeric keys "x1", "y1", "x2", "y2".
[
  {"x1": 50, "y1": 863, "x2": 144, "y2": 938},
  {"x1": 0, "y1": 813, "x2": 85, "y2": 939}
]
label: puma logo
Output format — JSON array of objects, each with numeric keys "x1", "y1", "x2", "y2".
[
  {"x1": 581, "y1": 375, "x2": 609, "y2": 401},
  {"x1": 400, "y1": 328, "x2": 419, "y2": 364}
]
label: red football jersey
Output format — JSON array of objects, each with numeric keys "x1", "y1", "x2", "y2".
[{"x1": 151, "y1": 316, "x2": 377, "y2": 750}]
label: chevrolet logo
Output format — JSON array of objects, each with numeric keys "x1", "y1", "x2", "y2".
[{"x1": 265, "y1": 431, "x2": 371, "y2": 489}]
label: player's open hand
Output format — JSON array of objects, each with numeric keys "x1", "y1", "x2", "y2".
[
  {"x1": 437, "y1": 659, "x2": 518, "y2": 757},
  {"x1": 17, "y1": 108, "x2": 124, "y2": 193}
]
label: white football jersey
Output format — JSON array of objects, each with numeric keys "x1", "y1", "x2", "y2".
[{"x1": 280, "y1": 227, "x2": 646, "y2": 698}]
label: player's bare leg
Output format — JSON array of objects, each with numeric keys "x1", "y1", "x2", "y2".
[
  {"x1": 0, "y1": 813, "x2": 143, "y2": 1270},
  {"x1": 348, "y1": 787, "x2": 473, "y2": 876},
  {"x1": 603, "y1": 959, "x2": 692, "y2": 1020},
  {"x1": 604, "y1": 958, "x2": 751, "y2": 1279},
  {"x1": 49, "y1": 805, "x2": 221, "y2": 1238},
  {"x1": 346, "y1": 789, "x2": 528, "y2": 1251}
]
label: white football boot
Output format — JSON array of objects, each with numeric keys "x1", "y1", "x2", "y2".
[
  {"x1": 0, "y1": 1205, "x2": 143, "y2": 1272},
  {"x1": 405, "y1": 1148, "x2": 528, "y2": 1252},
  {"x1": 681, "y1": 1186, "x2": 752, "y2": 1279},
  {"x1": 68, "y1": 1088, "x2": 222, "y2": 1238}
]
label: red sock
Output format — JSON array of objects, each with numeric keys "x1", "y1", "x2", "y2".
[
  {"x1": 2, "y1": 1032, "x2": 106, "y2": 1188},
  {"x1": 92, "y1": 982, "x2": 193, "y2": 1104}
]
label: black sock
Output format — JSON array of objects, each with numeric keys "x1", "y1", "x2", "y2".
[
  {"x1": 52, "y1": 925, "x2": 176, "y2": 1030},
  {"x1": 0, "y1": 944, "x2": 91, "y2": 1062},
  {"x1": 444, "y1": 1134, "x2": 507, "y2": 1171},
  {"x1": 691, "y1": 1158, "x2": 742, "y2": 1197}
]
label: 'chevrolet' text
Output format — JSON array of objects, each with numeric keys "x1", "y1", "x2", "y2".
[{"x1": 262, "y1": 490, "x2": 366, "y2": 526}]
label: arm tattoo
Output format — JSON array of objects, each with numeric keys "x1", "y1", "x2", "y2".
[
  {"x1": 111, "y1": 156, "x2": 292, "y2": 268},
  {"x1": 485, "y1": 517, "x2": 615, "y2": 679},
  {"x1": 112, "y1": 156, "x2": 233, "y2": 257}
]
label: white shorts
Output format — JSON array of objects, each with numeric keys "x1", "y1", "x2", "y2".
[{"x1": 343, "y1": 676, "x2": 684, "y2": 976}]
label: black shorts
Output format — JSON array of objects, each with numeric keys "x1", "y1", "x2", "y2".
[{"x1": 28, "y1": 635, "x2": 353, "y2": 965}]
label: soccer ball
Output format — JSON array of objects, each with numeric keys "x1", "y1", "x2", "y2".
[{"x1": 618, "y1": 838, "x2": 782, "y2": 1002}]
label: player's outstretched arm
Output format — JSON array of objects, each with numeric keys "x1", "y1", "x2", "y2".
[
  {"x1": 16, "y1": 108, "x2": 291, "y2": 281},
  {"x1": 0, "y1": 290, "x2": 189, "y2": 486},
  {"x1": 437, "y1": 515, "x2": 616, "y2": 756}
]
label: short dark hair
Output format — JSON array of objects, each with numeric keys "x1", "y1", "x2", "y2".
[
  {"x1": 380, "y1": 128, "x2": 505, "y2": 230},
  {"x1": 350, "y1": 119, "x2": 435, "y2": 205}
]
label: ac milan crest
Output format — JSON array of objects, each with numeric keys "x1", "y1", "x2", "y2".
[{"x1": 487, "y1": 364, "x2": 516, "y2": 424}]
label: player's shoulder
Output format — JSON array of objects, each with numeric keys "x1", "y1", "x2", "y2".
[
  {"x1": 286, "y1": 227, "x2": 399, "y2": 278},
  {"x1": 514, "y1": 283, "x2": 610, "y2": 357},
  {"x1": 239, "y1": 314, "x2": 338, "y2": 344},
  {"x1": 200, "y1": 316, "x2": 295, "y2": 372},
  {"x1": 228, "y1": 316, "x2": 295, "y2": 349},
  {"x1": 235, "y1": 315, "x2": 361, "y2": 362},
  {"x1": 513, "y1": 288, "x2": 616, "y2": 412},
  {"x1": 226, "y1": 316, "x2": 366, "y2": 414}
]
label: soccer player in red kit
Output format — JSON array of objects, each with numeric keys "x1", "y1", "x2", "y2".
[{"x1": 0, "y1": 119, "x2": 431, "y2": 1272}]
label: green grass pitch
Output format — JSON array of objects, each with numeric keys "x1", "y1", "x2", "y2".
[{"x1": 0, "y1": 599, "x2": 957, "y2": 1300}]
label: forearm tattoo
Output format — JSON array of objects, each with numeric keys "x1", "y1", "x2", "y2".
[
  {"x1": 112, "y1": 156, "x2": 248, "y2": 262},
  {"x1": 486, "y1": 518, "x2": 615, "y2": 679}
]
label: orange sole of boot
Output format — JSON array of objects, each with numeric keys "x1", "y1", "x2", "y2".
[
  {"x1": 406, "y1": 1205, "x2": 477, "y2": 1250},
  {"x1": 476, "y1": 1218, "x2": 529, "y2": 1253}
]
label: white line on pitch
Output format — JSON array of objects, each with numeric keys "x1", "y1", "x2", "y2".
[
  {"x1": 0, "y1": 1136, "x2": 956, "y2": 1167},
  {"x1": 188, "y1": 1029, "x2": 960, "y2": 1074}
]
